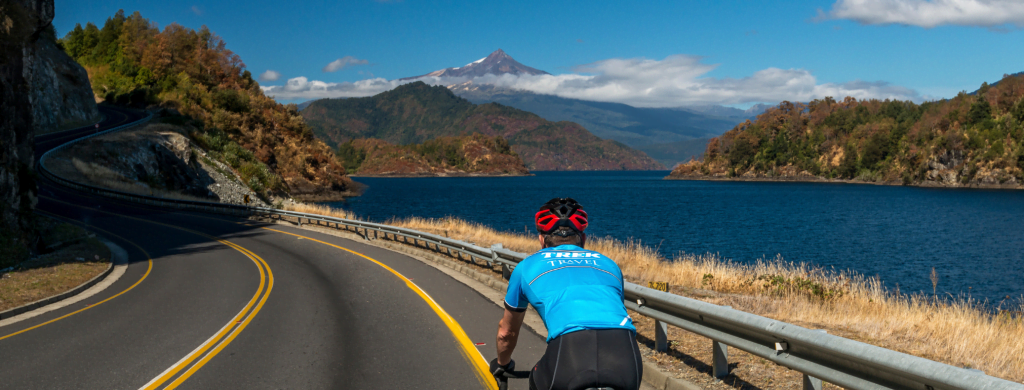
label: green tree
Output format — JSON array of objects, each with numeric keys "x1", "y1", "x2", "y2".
[
  {"x1": 60, "y1": 24, "x2": 86, "y2": 58},
  {"x1": 967, "y1": 98, "x2": 992, "y2": 127},
  {"x1": 1013, "y1": 98, "x2": 1024, "y2": 123},
  {"x1": 336, "y1": 141, "x2": 366, "y2": 172},
  {"x1": 838, "y1": 143, "x2": 859, "y2": 179},
  {"x1": 860, "y1": 132, "x2": 889, "y2": 171}
]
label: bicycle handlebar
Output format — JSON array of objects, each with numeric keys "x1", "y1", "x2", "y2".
[{"x1": 495, "y1": 370, "x2": 531, "y2": 390}]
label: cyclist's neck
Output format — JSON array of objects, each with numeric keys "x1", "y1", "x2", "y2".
[{"x1": 542, "y1": 244, "x2": 585, "y2": 251}]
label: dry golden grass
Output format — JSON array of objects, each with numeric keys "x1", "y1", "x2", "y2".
[
  {"x1": 283, "y1": 202, "x2": 1024, "y2": 382},
  {"x1": 0, "y1": 239, "x2": 111, "y2": 312}
]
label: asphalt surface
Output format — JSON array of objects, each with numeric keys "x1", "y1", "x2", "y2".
[{"x1": 0, "y1": 108, "x2": 549, "y2": 389}]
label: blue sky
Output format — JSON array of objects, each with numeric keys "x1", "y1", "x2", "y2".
[{"x1": 54, "y1": 0, "x2": 1024, "y2": 107}]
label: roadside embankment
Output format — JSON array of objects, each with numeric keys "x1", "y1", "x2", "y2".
[
  {"x1": 0, "y1": 219, "x2": 111, "y2": 313},
  {"x1": 284, "y1": 202, "x2": 1024, "y2": 384}
]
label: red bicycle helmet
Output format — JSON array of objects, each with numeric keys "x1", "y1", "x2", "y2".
[{"x1": 535, "y1": 198, "x2": 588, "y2": 235}]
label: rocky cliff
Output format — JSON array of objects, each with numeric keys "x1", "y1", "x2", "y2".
[
  {"x1": 29, "y1": 34, "x2": 99, "y2": 133},
  {"x1": 1, "y1": 0, "x2": 50, "y2": 266},
  {"x1": 0, "y1": 0, "x2": 99, "y2": 267}
]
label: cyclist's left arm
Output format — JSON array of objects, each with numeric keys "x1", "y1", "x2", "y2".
[{"x1": 497, "y1": 262, "x2": 530, "y2": 365}]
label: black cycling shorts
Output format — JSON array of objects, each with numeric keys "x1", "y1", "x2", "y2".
[{"x1": 529, "y1": 329, "x2": 643, "y2": 390}]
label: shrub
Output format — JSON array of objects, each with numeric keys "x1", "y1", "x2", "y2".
[
  {"x1": 212, "y1": 88, "x2": 249, "y2": 113},
  {"x1": 247, "y1": 176, "x2": 264, "y2": 193},
  {"x1": 838, "y1": 143, "x2": 859, "y2": 179},
  {"x1": 751, "y1": 274, "x2": 845, "y2": 301},
  {"x1": 336, "y1": 141, "x2": 367, "y2": 172}
]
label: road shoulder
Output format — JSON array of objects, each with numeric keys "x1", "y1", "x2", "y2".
[{"x1": 0, "y1": 239, "x2": 128, "y2": 327}]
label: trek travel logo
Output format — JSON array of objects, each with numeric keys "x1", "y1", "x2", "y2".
[{"x1": 542, "y1": 251, "x2": 602, "y2": 267}]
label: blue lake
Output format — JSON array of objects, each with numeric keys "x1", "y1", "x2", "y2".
[{"x1": 325, "y1": 171, "x2": 1024, "y2": 303}]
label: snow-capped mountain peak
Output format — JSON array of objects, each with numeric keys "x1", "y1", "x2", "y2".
[{"x1": 400, "y1": 49, "x2": 549, "y2": 81}]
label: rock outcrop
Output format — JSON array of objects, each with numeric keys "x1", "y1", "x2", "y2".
[
  {"x1": 28, "y1": 35, "x2": 99, "y2": 133},
  {"x1": 47, "y1": 123, "x2": 271, "y2": 207},
  {"x1": 1, "y1": 0, "x2": 54, "y2": 266}
]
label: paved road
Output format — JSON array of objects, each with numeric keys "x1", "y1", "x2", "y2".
[
  {"x1": 1, "y1": 111, "x2": 551, "y2": 389},
  {"x1": 33, "y1": 105, "x2": 143, "y2": 155}
]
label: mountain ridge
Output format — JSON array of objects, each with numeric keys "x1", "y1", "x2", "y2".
[
  {"x1": 448, "y1": 81, "x2": 756, "y2": 166},
  {"x1": 301, "y1": 82, "x2": 664, "y2": 171}
]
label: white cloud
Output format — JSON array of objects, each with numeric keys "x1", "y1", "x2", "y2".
[
  {"x1": 190, "y1": 5, "x2": 202, "y2": 16},
  {"x1": 262, "y1": 76, "x2": 407, "y2": 100},
  {"x1": 825, "y1": 0, "x2": 1024, "y2": 28},
  {"x1": 262, "y1": 54, "x2": 921, "y2": 106},
  {"x1": 322, "y1": 56, "x2": 369, "y2": 73},
  {"x1": 259, "y1": 70, "x2": 281, "y2": 82}
]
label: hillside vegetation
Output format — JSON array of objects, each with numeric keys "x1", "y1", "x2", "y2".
[
  {"x1": 59, "y1": 10, "x2": 355, "y2": 200},
  {"x1": 669, "y1": 75, "x2": 1024, "y2": 188},
  {"x1": 301, "y1": 82, "x2": 664, "y2": 171},
  {"x1": 337, "y1": 133, "x2": 530, "y2": 176}
]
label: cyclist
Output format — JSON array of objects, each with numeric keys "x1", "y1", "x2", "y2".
[{"x1": 490, "y1": 198, "x2": 642, "y2": 390}]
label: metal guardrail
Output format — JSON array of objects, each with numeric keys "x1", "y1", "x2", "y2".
[{"x1": 37, "y1": 113, "x2": 1024, "y2": 390}]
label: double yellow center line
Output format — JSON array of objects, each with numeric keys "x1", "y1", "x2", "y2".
[
  {"x1": 36, "y1": 197, "x2": 274, "y2": 390},
  {"x1": 138, "y1": 236, "x2": 273, "y2": 390},
  {"x1": 41, "y1": 193, "x2": 494, "y2": 389}
]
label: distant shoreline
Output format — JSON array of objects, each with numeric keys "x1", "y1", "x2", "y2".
[
  {"x1": 348, "y1": 172, "x2": 535, "y2": 178},
  {"x1": 664, "y1": 174, "x2": 1024, "y2": 190}
]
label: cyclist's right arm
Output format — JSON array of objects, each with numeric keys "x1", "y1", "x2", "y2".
[{"x1": 496, "y1": 307, "x2": 526, "y2": 365}]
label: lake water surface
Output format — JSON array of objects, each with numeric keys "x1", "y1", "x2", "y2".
[{"x1": 325, "y1": 171, "x2": 1024, "y2": 303}]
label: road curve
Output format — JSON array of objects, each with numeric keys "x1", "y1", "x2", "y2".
[{"x1": 0, "y1": 109, "x2": 550, "y2": 389}]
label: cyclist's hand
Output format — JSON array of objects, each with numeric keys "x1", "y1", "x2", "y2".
[{"x1": 489, "y1": 358, "x2": 515, "y2": 378}]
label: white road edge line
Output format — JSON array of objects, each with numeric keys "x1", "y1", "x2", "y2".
[{"x1": 0, "y1": 239, "x2": 129, "y2": 328}]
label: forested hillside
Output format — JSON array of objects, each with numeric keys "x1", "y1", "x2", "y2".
[
  {"x1": 301, "y1": 82, "x2": 663, "y2": 171},
  {"x1": 336, "y1": 134, "x2": 530, "y2": 176},
  {"x1": 669, "y1": 75, "x2": 1024, "y2": 188},
  {"x1": 59, "y1": 10, "x2": 356, "y2": 200}
]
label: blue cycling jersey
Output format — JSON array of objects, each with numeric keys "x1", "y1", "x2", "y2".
[{"x1": 504, "y1": 245, "x2": 635, "y2": 342}]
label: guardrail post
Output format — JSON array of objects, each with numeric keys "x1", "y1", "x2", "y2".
[
  {"x1": 489, "y1": 244, "x2": 502, "y2": 266},
  {"x1": 802, "y1": 374, "x2": 823, "y2": 390},
  {"x1": 655, "y1": 320, "x2": 669, "y2": 352},
  {"x1": 501, "y1": 264, "x2": 511, "y2": 280},
  {"x1": 712, "y1": 339, "x2": 729, "y2": 378},
  {"x1": 712, "y1": 305, "x2": 732, "y2": 378},
  {"x1": 803, "y1": 329, "x2": 827, "y2": 390}
]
